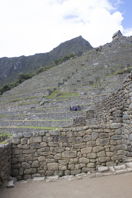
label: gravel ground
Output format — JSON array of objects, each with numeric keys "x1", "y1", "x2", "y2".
[{"x1": 1, "y1": 173, "x2": 132, "y2": 198}]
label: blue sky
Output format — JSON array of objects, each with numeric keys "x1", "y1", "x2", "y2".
[
  {"x1": 0, "y1": 0, "x2": 131, "y2": 57},
  {"x1": 117, "y1": 0, "x2": 132, "y2": 28}
]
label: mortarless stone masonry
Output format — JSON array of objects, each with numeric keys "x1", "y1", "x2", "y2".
[
  {"x1": 0, "y1": 143, "x2": 11, "y2": 186},
  {"x1": 11, "y1": 125, "x2": 123, "y2": 180}
]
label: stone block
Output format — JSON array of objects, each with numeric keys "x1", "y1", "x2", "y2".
[
  {"x1": 71, "y1": 169, "x2": 81, "y2": 175},
  {"x1": 92, "y1": 132, "x2": 99, "y2": 140},
  {"x1": 38, "y1": 156, "x2": 45, "y2": 162},
  {"x1": 47, "y1": 163, "x2": 59, "y2": 171},
  {"x1": 6, "y1": 180, "x2": 15, "y2": 188},
  {"x1": 75, "y1": 164, "x2": 85, "y2": 169},
  {"x1": 29, "y1": 136, "x2": 42, "y2": 143},
  {"x1": 12, "y1": 138, "x2": 20, "y2": 144},
  {"x1": 99, "y1": 157, "x2": 107, "y2": 163},
  {"x1": 62, "y1": 151, "x2": 76, "y2": 158},
  {"x1": 97, "y1": 151, "x2": 106, "y2": 157},
  {"x1": 99, "y1": 133, "x2": 109, "y2": 138},
  {"x1": 88, "y1": 153, "x2": 97, "y2": 159},
  {"x1": 93, "y1": 146, "x2": 104, "y2": 153},
  {"x1": 32, "y1": 161, "x2": 39, "y2": 168},
  {"x1": 109, "y1": 166, "x2": 115, "y2": 172},
  {"x1": 40, "y1": 142, "x2": 47, "y2": 147},
  {"x1": 58, "y1": 159, "x2": 69, "y2": 165},
  {"x1": 59, "y1": 165, "x2": 67, "y2": 171},
  {"x1": 128, "y1": 134, "x2": 132, "y2": 141},
  {"x1": 68, "y1": 164, "x2": 75, "y2": 170},
  {"x1": 97, "y1": 166, "x2": 109, "y2": 172},
  {"x1": 79, "y1": 157, "x2": 89, "y2": 164},
  {"x1": 87, "y1": 163, "x2": 95, "y2": 168},
  {"x1": 115, "y1": 169, "x2": 128, "y2": 175},
  {"x1": 106, "y1": 152, "x2": 113, "y2": 157},
  {"x1": 54, "y1": 153, "x2": 62, "y2": 160},
  {"x1": 111, "y1": 135, "x2": 122, "y2": 140},
  {"x1": 22, "y1": 162, "x2": 30, "y2": 169},
  {"x1": 126, "y1": 162, "x2": 132, "y2": 168},
  {"x1": 33, "y1": 177, "x2": 45, "y2": 181},
  {"x1": 98, "y1": 138, "x2": 109, "y2": 146},
  {"x1": 21, "y1": 138, "x2": 28, "y2": 144},
  {"x1": 83, "y1": 135, "x2": 91, "y2": 141},
  {"x1": 81, "y1": 147, "x2": 92, "y2": 154},
  {"x1": 114, "y1": 164, "x2": 126, "y2": 170},
  {"x1": 24, "y1": 169, "x2": 32, "y2": 174}
]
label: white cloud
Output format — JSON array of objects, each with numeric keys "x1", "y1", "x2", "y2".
[
  {"x1": 0, "y1": 0, "x2": 127, "y2": 57},
  {"x1": 123, "y1": 28, "x2": 132, "y2": 37}
]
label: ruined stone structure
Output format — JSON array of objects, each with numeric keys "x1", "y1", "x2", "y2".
[
  {"x1": 0, "y1": 72, "x2": 132, "y2": 185},
  {"x1": 112, "y1": 30, "x2": 123, "y2": 40}
]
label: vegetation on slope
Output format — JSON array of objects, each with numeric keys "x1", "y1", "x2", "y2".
[
  {"x1": 0, "y1": 54, "x2": 76, "y2": 95},
  {"x1": 0, "y1": 36, "x2": 92, "y2": 87}
]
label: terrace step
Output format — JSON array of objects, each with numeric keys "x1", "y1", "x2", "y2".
[
  {"x1": 0, "y1": 119, "x2": 73, "y2": 128},
  {"x1": 0, "y1": 111, "x2": 86, "y2": 120}
]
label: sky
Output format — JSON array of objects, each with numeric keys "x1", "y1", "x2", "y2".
[{"x1": 0, "y1": 0, "x2": 131, "y2": 58}]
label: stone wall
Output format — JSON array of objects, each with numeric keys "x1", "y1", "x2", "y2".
[
  {"x1": 11, "y1": 124, "x2": 124, "y2": 180},
  {"x1": 122, "y1": 75, "x2": 132, "y2": 159},
  {"x1": 0, "y1": 143, "x2": 11, "y2": 186},
  {"x1": 86, "y1": 73, "x2": 132, "y2": 125}
]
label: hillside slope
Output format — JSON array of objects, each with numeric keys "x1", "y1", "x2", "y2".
[
  {"x1": 0, "y1": 36, "x2": 92, "y2": 87},
  {"x1": 0, "y1": 34, "x2": 132, "y2": 132}
]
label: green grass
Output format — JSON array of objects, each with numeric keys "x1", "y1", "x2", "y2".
[
  {"x1": 113, "y1": 66, "x2": 132, "y2": 75},
  {"x1": 18, "y1": 101, "x2": 38, "y2": 106},
  {"x1": 58, "y1": 92, "x2": 80, "y2": 98},
  {"x1": 10, "y1": 96, "x2": 39, "y2": 103},
  {"x1": 106, "y1": 66, "x2": 132, "y2": 77},
  {"x1": 0, "y1": 140, "x2": 9, "y2": 145},
  {"x1": 10, "y1": 98, "x2": 23, "y2": 103},
  {"x1": 0, "y1": 114, "x2": 7, "y2": 119},
  {"x1": 90, "y1": 82, "x2": 102, "y2": 88},
  {"x1": 0, "y1": 133, "x2": 12, "y2": 143},
  {"x1": 46, "y1": 90, "x2": 58, "y2": 99},
  {"x1": 46, "y1": 90, "x2": 80, "y2": 99}
]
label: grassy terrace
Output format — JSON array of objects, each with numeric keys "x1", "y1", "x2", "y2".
[
  {"x1": 0, "y1": 126, "x2": 60, "y2": 130},
  {"x1": 46, "y1": 90, "x2": 80, "y2": 99},
  {"x1": 0, "y1": 87, "x2": 57, "y2": 98},
  {"x1": 0, "y1": 119, "x2": 71, "y2": 122},
  {"x1": 0, "y1": 88, "x2": 108, "y2": 105},
  {"x1": 0, "y1": 111, "x2": 84, "y2": 118},
  {"x1": 28, "y1": 103, "x2": 94, "y2": 111},
  {"x1": 9, "y1": 96, "x2": 39, "y2": 103}
]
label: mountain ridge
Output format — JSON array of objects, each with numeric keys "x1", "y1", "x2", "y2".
[{"x1": 0, "y1": 36, "x2": 92, "y2": 87}]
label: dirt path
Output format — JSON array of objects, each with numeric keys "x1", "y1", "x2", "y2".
[{"x1": 1, "y1": 173, "x2": 132, "y2": 198}]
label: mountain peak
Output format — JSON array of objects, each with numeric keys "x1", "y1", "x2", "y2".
[{"x1": 51, "y1": 36, "x2": 93, "y2": 57}]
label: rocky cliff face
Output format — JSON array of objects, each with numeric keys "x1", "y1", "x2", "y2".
[{"x1": 0, "y1": 36, "x2": 92, "y2": 87}]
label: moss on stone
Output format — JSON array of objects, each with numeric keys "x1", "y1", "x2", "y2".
[{"x1": 0, "y1": 133, "x2": 12, "y2": 143}]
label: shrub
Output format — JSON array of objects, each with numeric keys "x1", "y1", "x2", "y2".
[{"x1": 54, "y1": 54, "x2": 75, "y2": 65}]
